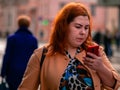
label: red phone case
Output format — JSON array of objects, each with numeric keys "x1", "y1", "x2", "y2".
[{"x1": 87, "y1": 45, "x2": 99, "y2": 56}]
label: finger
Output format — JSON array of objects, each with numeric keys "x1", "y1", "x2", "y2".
[
  {"x1": 84, "y1": 62, "x2": 93, "y2": 67},
  {"x1": 98, "y1": 48, "x2": 102, "y2": 57},
  {"x1": 83, "y1": 59, "x2": 94, "y2": 66},
  {"x1": 87, "y1": 52, "x2": 98, "y2": 58},
  {"x1": 84, "y1": 57, "x2": 94, "y2": 63}
]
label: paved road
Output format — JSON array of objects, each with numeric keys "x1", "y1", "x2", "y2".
[
  {"x1": 0, "y1": 38, "x2": 120, "y2": 73},
  {"x1": 110, "y1": 49, "x2": 120, "y2": 73}
]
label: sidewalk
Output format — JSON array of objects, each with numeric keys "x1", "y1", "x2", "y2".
[{"x1": 110, "y1": 46, "x2": 120, "y2": 73}]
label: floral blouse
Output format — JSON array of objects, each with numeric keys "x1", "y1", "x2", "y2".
[{"x1": 59, "y1": 47, "x2": 94, "y2": 90}]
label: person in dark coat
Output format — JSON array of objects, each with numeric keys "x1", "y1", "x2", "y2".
[
  {"x1": 114, "y1": 29, "x2": 120, "y2": 51},
  {"x1": 93, "y1": 29, "x2": 102, "y2": 45},
  {"x1": 103, "y1": 28, "x2": 113, "y2": 58},
  {"x1": 1, "y1": 15, "x2": 38, "y2": 90}
]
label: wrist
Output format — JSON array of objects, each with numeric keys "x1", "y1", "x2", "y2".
[{"x1": 96, "y1": 64, "x2": 106, "y2": 72}]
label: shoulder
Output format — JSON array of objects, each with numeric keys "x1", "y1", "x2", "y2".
[
  {"x1": 26, "y1": 46, "x2": 45, "y2": 66},
  {"x1": 33, "y1": 45, "x2": 48, "y2": 59},
  {"x1": 7, "y1": 34, "x2": 16, "y2": 42},
  {"x1": 31, "y1": 35, "x2": 38, "y2": 41},
  {"x1": 34, "y1": 46, "x2": 44, "y2": 58}
]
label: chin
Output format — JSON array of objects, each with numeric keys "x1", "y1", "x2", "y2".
[
  {"x1": 77, "y1": 42, "x2": 83, "y2": 45},
  {"x1": 75, "y1": 43, "x2": 82, "y2": 47}
]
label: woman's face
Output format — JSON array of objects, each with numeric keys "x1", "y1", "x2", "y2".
[{"x1": 67, "y1": 16, "x2": 90, "y2": 48}]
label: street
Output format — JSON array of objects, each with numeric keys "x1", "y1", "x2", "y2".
[{"x1": 0, "y1": 38, "x2": 120, "y2": 73}]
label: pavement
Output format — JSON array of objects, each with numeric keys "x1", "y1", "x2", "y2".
[
  {"x1": 0, "y1": 38, "x2": 120, "y2": 74},
  {"x1": 110, "y1": 49, "x2": 120, "y2": 73}
]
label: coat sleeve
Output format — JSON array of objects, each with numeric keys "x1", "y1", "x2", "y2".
[
  {"x1": 18, "y1": 48, "x2": 43, "y2": 90},
  {"x1": 99, "y1": 47, "x2": 120, "y2": 90},
  {"x1": 1, "y1": 36, "x2": 15, "y2": 77}
]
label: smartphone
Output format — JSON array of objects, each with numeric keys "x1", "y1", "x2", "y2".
[{"x1": 86, "y1": 45, "x2": 99, "y2": 56}]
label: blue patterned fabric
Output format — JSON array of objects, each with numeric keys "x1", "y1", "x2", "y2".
[{"x1": 59, "y1": 48, "x2": 94, "y2": 90}]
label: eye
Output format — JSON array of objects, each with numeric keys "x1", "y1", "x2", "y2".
[
  {"x1": 75, "y1": 25, "x2": 82, "y2": 29},
  {"x1": 85, "y1": 25, "x2": 89, "y2": 30}
]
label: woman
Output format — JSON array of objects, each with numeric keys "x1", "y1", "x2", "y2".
[{"x1": 18, "y1": 2, "x2": 120, "y2": 90}]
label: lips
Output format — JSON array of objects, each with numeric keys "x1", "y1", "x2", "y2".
[{"x1": 76, "y1": 38, "x2": 84, "y2": 42}]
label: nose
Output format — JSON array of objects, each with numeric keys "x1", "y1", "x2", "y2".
[{"x1": 80, "y1": 28, "x2": 86, "y2": 35}]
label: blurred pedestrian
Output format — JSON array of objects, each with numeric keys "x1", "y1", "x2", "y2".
[
  {"x1": 1, "y1": 15, "x2": 38, "y2": 90},
  {"x1": 114, "y1": 28, "x2": 120, "y2": 51},
  {"x1": 93, "y1": 29, "x2": 103, "y2": 45},
  {"x1": 18, "y1": 2, "x2": 120, "y2": 90},
  {"x1": 103, "y1": 28, "x2": 113, "y2": 58}
]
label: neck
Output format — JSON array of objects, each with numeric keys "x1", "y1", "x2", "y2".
[{"x1": 67, "y1": 47, "x2": 77, "y2": 58}]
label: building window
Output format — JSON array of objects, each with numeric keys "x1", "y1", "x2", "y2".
[
  {"x1": 90, "y1": 4, "x2": 96, "y2": 16},
  {"x1": 15, "y1": 0, "x2": 28, "y2": 5}
]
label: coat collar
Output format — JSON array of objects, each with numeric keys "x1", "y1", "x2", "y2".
[
  {"x1": 75, "y1": 50, "x2": 86, "y2": 64},
  {"x1": 15, "y1": 26, "x2": 32, "y2": 35}
]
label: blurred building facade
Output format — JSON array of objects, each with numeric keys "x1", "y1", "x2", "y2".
[{"x1": 0, "y1": 0, "x2": 119, "y2": 42}]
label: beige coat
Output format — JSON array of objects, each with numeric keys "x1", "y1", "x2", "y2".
[{"x1": 18, "y1": 46, "x2": 120, "y2": 90}]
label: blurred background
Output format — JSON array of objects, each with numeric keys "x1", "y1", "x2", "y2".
[{"x1": 0, "y1": 0, "x2": 120, "y2": 73}]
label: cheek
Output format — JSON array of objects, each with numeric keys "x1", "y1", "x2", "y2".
[
  {"x1": 67, "y1": 32, "x2": 76, "y2": 45},
  {"x1": 69, "y1": 32, "x2": 76, "y2": 40},
  {"x1": 85, "y1": 31, "x2": 89, "y2": 40},
  {"x1": 86, "y1": 31, "x2": 89, "y2": 37}
]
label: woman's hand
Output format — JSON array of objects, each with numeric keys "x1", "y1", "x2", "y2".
[
  {"x1": 83, "y1": 49, "x2": 116, "y2": 88},
  {"x1": 83, "y1": 51, "x2": 104, "y2": 71}
]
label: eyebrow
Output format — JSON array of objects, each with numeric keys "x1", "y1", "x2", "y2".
[{"x1": 74, "y1": 23, "x2": 90, "y2": 26}]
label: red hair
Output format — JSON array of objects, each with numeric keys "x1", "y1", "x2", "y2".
[{"x1": 48, "y1": 2, "x2": 93, "y2": 55}]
